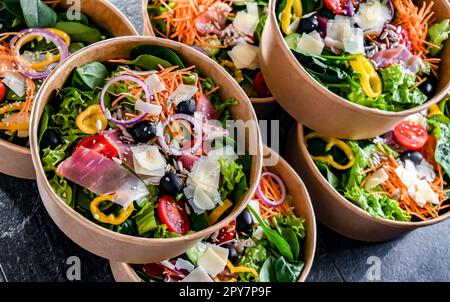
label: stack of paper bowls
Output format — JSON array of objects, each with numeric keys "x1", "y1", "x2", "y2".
[{"x1": 259, "y1": 0, "x2": 450, "y2": 241}]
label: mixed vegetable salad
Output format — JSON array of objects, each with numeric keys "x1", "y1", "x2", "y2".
[
  {"x1": 134, "y1": 168, "x2": 306, "y2": 282},
  {"x1": 147, "y1": 0, "x2": 272, "y2": 98},
  {"x1": 306, "y1": 97, "x2": 450, "y2": 222},
  {"x1": 0, "y1": 0, "x2": 110, "y2": 146},
  {"x1": 278, "y1": 0, "x2": 450, "y2": 111},
  {"x1": 38, "y1": 45, "x2": 252, "y2": 238}
]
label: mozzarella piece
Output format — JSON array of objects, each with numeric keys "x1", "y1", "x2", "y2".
[
  {"x1": 135, "y1": 100, "x2": 162, "y2": 115},
  {"x1": 365, "y1": 168, "x2": 389, "y2": 190},
  {"x1": 197, "y1": 247, "x2": 228, "y2": 277},
  {"x1": 168, "y1": 84, "x2": 198, "y2": 105},
  {"x1": 145, "y1": 73, "x2": 165, "y2": 93},
  {"x1": 297, "y1": 31, "x2": 324, "y2": 56},
  {"x1": 131, "y1": 145, "x2": 166, "y2": 176},
  {"x1": 355, "y1": 0, "x2": 391, "y2": 33},
  {"x1": 228, "y1": 42, "x2": 260, "y2": 70},
  {"x1": 181, "y1": 266, "x2": 214, "y2": 282}
]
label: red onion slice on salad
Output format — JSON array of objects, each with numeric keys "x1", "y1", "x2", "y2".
[
  {"x1": 158, "y1": 113, "x2": 203, "y2": 156},
  {"x1": 100, "y1": 75, "x2": 151, "y2": 126},
  {"x1": 256, "y1": 172, "x2": 287, "y2": 207},
  {"x1": 9, "y1": 28, "x2": 69, "y2": 80}
]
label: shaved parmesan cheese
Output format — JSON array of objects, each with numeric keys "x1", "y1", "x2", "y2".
[
  {"x1": 131, "y1": 145, "x2": 166, "y2": 176},
  {"x1": 207, "y1": 146, "x2": 238, "y2": 161},
  {"x1": 168, "y1": 84, "x2": 198, "y2": 105},
  {"x1": 193, "y1": 186, "x2": 216, "y2": 211},
  {"x1": 343, "y1": 27, "x2": 365, "y2": 54},
  {"x1": 252, "y1": 226, "x2": 264, "y2": 240},
  {"x1": 364, "y1": 168, "x2": 389, "y2": 190},
  {"x1": 135, "y1": 100, "x2": 162, "y2": 115},
  {"x1": 233, "y1": 2, "x2": 259, "y2": 36},
  {"x1": 2, "y1": 72, "x2": 26, "y2": 97},
  {"x1": 355, "y1": 0, "x2": 390, "y2": 34},
  {"x1": 297, "y1": 31, "x2": 324, "y2": 56},
  {"x1": 327, "y1": 18, "x2": 352, "y2": 42},
  {"x1": 248, "y1": 199, "x2": 260, "y2": 223},
  {"x1": 228, "y1": 42, "x2": 260, "y2": 70},
  {"x1": 198, "y1": 247, "x2": 227, "y2": 277},
  {"x1": 175, "y1": 258, "x2": 195, "y2": 272},
  {"x1": 246, "y1": 2, "x2": 259, "y2": 18},
  {"x1": 160, "y1": 260, "x2": 175, "y2": 270},
  {"x1": 145, "y1": 73, "x2": 165, "y2": 93},
  {"x1": 207, "y1": 243, "x2": 229, "y2": 262},
  {"x1": 181, "y1": 266, "x2": 214, "y2": 282}
]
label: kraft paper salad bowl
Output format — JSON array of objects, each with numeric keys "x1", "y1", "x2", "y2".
[
  {"x1": 287, "y1": 124, "x2": 450, "y2": 242},
  {"x1": 30, "y1": 36, "x2": 263, "y2": 263},
  {"x1": 0, "y1": 0, "x2": 138, "y2": 179},
  {"x1": 260, "y1": 0, "x2": 450, "y2": 140},
  {"x1": 141, "y1": 0, "x2": 277, "y2": 118},
  {"x1": 109, "y1": 145, "x2": 316, "y2": 282}
]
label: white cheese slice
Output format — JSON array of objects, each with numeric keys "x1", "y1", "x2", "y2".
[
  {"x1": 181, "y1": 266, "x2": 214, "y2": 282},
  {"x1": 135, "y1": 100, "x2": 162, "y2": 115},
  {"x1": 355, "y1": 0, "x2": 391, "y2": 33},
  {"x1": 228, "y1": 43, "x2": 260, "y2": 70},
  {"x1": 168, "y1": 84, "x2": 198, "y2": 105},
  {"x1": 233, "y1": 11, "x2": 259, "y2": 36},
  {"x1": 197, "y1": 247, "x2": 227, "y2": 277},
  {"x1": 2, "y1": 72, "x2": 26, "y2": 97},
  {"x1": 145, "y1": 73, "x2": 165, "y2": 93},
  {"x1": 131, "y1": 145, "x2": 166, "y2": 176},
  {"x1": 327, "y1": 18, "x2": 352, "y2": 42},
  {"x1": 207, "y1": 243, "x2": 229, "y2": 262},
  {"x1": 297, "y1": 31, "x2": 324, "y2": 56},
  {"x1": 193, "y1": 186, "x2": 216, "y2": 211},
  {"x1": 364, "y1": 168, "x2": 389, "y2": 190},
  {"x1": 248, "y1": 199, "x2": 260, "y2": 223},
  {"x1": 207, "y1": 146, "x2": 238, "y2": 162},
  {"x1": 343, "y1": 27, "x2": 365, "y2": 55},
  {"x1": 175, "y1": 258, "x2": 195, "y2": 272}
]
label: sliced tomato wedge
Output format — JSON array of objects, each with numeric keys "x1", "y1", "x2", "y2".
[
  {"x1": 324, "y1": 0, "x2": 347, "y2": 15},
  {"x1": 394, "y1": 121, "x2": 429, "y2": 151},
  {"x1": 0, "y1": 80, "x2": 6, "y2": 102},
  {"x1": 253, "y1": 72, "x2": 271, "y2": 98},
  {"x1": 158, "y1": 195, "x2": 191, "y2": 235},
  {"x1": 74, "y1": 135, "x2": 118, "y2": 159},
  {"x1": 211, "y1": 220, "x2": 237, "y2": 244}
]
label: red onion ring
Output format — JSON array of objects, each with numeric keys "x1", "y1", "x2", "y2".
[
  {"x1": 158, "y1": 113, "x2": 202, "y2": 156},
  {"x1": 100, "y1": 75, "x2": 151, "y2": 126},
  {"x1": 256, "y1": 172, "x2": 286, "y2": 207},
  {"x1": 9, "y1": 28, "x2": 69, "y2": 80}
]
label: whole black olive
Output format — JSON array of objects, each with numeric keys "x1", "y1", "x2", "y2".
[
  {"x1": 160, "y1": 172, "x2": 184, "y2": 196},
  {"x1": 41, "y1": 129, "x2": 61, "y2": 149},
  {"x1": 224, "y1": 244, "x2": 239, "y2": 264},
  {"x1": 419, "y1": 82, "x2": 436, "y2": 98},
  {"x1": 236, "y1": 209, "x2": 253, "y2": 235},
  {"x1": 129, "y1": 121, "x2": 157, "y2": 143},
  {"x1": 400, "y1": 150, "x2": 424, "y2": 165},
  {"x1": 298, "y1": 13, "x2": 319, "y2": 34},
  {"x1": 177, "y1": 98, "x2": 196, "y2": 115}
]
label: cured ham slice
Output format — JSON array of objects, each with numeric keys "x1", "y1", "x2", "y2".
[
  {"x1": 372, "y1": 47, "x2": 424, "y2": 74},
  {"x1": 102, "y1": 129, "x2": 135, "y2": 168},
  {"x1": 57, "y1": 146, "x2": 148, "y2": 208},
  {"x1": 194, "y1": 2, "x2": 231, "y2": 36}
]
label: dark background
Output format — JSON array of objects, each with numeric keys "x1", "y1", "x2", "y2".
[{"x1": 1, "y1": 0, "x2": 449, "y2": 282}]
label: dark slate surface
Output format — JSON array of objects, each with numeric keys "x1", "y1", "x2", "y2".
[{"x1": 0, "y1": 0, "x2": 449, "y2": 282}]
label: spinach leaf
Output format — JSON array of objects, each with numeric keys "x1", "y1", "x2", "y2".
[
  {"x1": 316, "y1": 161, "x2": 340, "y2": 189},
  {"x1": 20, "y1": 0, "x2": 56, "y2": 28},
  {"x1": 259, "y1": 256, "x2": 276, "y2": 282},
  {"x1": 429, "y1": 119, "x2": 450, "y2": 177},
  {"x1": 247, "y1": 206, "x2": 294, "y2": 262},
  {"x1": 274, "y1": 256, "x2": 304, "y2": 282},
  {"x1": 130, "y1": 45, "x2": 185, "y2": 68},
  {"x1": 281, "y1": 227, "x2": 300, "y2": 260},
  {"x1": 55, "y1": 21, "x2": 102, "y2": 44},
  {"x1": 122, "y1": 54, "x2": 172, "y2": 70},
  {"x1": 189, "y1": 213, "x2": 209, "y2": 231},
  {"x1": 2, "y1": 0, "x2": 24, "y2": 20},
  {"x1": 69, "y1": 42, "x2": 85, "y2": 54},
  {"x1": 38, "y1": 104, "x2": 52, "y2": 144},
  {"x1": 71, "y1": 62, "x2": 108, "y2": 90}
]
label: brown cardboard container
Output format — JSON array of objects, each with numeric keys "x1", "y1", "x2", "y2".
[
  {"x1": 109, "y1": 145, "x2": 316, "y2": 282},
  {"x1": 30, "y1": 36, "x2": 263, "y2": 263},
  {"x1": 141, "y1": 0, "x2": 277, "y2": 118},
  {"x1": 0, "y1": 0, "x2": 138, "y2": 179},
  {"x1": 260, "y1": 0, "x2": 450, "y2": 140},
  {"x1": 286, "y1": 124, "x2": 450, "y2": 242}
]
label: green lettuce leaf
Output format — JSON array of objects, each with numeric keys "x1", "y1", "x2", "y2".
[
  {"x1": 428, "y1": 19, "x2": 450, "y2": 56},
  {"x1": 133, "y1": 203, "x2": 157, "y2": 236},
  {"x1": 218, "y1": 156, "x2": 246, "y2": 199},
  {"x1": 428, "y1": 119, "x2": 450, "y2": 177}
]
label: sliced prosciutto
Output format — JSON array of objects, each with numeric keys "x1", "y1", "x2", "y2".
[
  {"x1": 194, "y1": 2, "x2": 232, "y2": 36},
  {"x1": 102, "y1": 129, "x2": 135, "y2": 168},
  {"x1": 372, "y1": 47, "x2": 424, "y2": 74},
  {"x1": 56, "y1": 146, "x2": 148, "y2": 208}
]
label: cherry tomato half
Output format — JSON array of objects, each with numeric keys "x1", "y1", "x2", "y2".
[
  {"x1": 74, "y1": 134, "x2": 118, "y2": 159},
  {"x1": 394, "y1": 121, "x2": 429, "y2": 151},
  {"x1": 324, "y1": 0, "x2": 347, "y2": 15},
  {"x1": 0, "y1": 80, "x2": 6, "y2": 102},
  {"x1": 211, "y1": 220, "x2": 237, "y2": 244},
  {"x1": 158, "y1": 195, "x2": 191, "y2": 235},
  {"x1": 253, "y1": 72, "x2": 271, "y2": 98}
]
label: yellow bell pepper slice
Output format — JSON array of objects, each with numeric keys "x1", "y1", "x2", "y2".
[
  {"x1": 208, "y1": 199, "x2": 233, "y2": 225},
  {"x1": 76, "y1": 104, "x2": 108, "y2": 134},
  {"x1": 90, "y1": 195, "x2": 135, "y2": 225},
  {"x1": 350, "y1": 55, "x2": 382, "y2": 99},
  {"x1": 0, "y1": 102, "x2": 25, "y2": 115},
  {"x1": 305, "y1": 132, "x2": 355, "y2": 170},
  {"x1": 0, "y1": 102, "x2": 29, "y2": 131},
  {"x1": 46, "y1": 28, "x2": 71, "y2": 46},
  {"x1": 281, "y1": 0, "x2": 303, "y2": 35},
  {"x1": 227, "y1": 260, "x2": 259, "y2": 278},
  {"x1": 428, "y1": 104, "x2": 443, "y2": 117}
]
